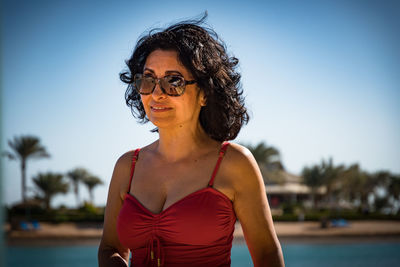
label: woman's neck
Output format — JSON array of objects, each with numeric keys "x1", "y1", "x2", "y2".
[{"x1": 155, "y1": 122, "x2": 217, "y2": 162}]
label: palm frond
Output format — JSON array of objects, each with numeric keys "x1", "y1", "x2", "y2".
[
  {"x1": 2, "y1": 151, "x2": 16, "y2": 160},
  {"x1": 7, "y1": 135, "x2": 50, "y2": 160}
]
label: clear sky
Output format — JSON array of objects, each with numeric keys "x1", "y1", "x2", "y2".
[{"x1": 1, "y1": 0, "x2": 399, "y2": 207}]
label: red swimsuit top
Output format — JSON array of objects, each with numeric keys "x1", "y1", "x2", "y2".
[{"x1": 117, "y1": 142, "x2": 236, "y2": 267}]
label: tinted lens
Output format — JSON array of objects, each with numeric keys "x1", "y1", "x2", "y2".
[
  {"x1": 161, "y1": 76, "x2": 185, "y2": 96},
  {"x1": 134, "y1": 74, "x2": 154, "y2": 94},
  {"x1": 134, "y1": 74, "x2": 186, "y2": 96}
]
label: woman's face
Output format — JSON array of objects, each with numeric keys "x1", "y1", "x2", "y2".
[{"x1": 140, "y1": 49, "x2": 205, "y2": 130}]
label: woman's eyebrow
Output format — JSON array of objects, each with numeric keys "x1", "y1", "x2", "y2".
[
  {"x1": 165, "y1": 70, "x2": 183, "y2": 76},
  {"x1": 143, "y1": 68, "x2": 155, "y2": 73},
  {"x1": 143, "y1": 68, "x2": 183, "y2": 76}
]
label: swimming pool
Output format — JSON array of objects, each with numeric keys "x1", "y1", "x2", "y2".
[{"x1": 6, "y1": 242, "x2": 400, "y2": 266}]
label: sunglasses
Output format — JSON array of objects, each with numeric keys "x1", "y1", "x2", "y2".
[{"x1": 134, "y1": 73, "x2": 196, "y2": 96}]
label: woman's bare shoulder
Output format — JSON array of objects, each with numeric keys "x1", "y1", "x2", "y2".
[
  {"x1": 115, "y1": 150, "x2": 136, "y2": 171},
  {"x1": 224, "y1": 142, "x2": 256, "y2": 169},
  {"x1": 223, "y1": 142, "x2": 262, "y2": 188}
]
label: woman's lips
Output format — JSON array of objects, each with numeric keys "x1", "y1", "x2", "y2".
[{"x1": 150, "y1": 106, "x2": 172, "y2": 112}]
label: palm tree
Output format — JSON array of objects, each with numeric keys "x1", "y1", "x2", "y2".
[
  {"x1": 302, "y1": 158, "x2": 344, "y2": 208},
  {"x1": 387, "y1": 174, "x2": 400, "y2": 214},
  {"x1": 82, "y1": 175, "x2": 103, "y2": 204},
  {"x1": 319, "y1": 157, "x2": 344, "y2": 206},
  {"x1": 339, "y1": 164, "x2": 363, "y2": 204},
  {"x1": 66, "y1": 168, "x2": 89, "y2": 207},
  {"x1": 370, "y1": 170, "x2": 395, "y2": 212},
  {"x1": 357, "y1": 171, "x2": 379, "y2": 211},
  {"x1": 388, "y1": 175, "x2": 400, "y2": 202},
  {"x1": 32, "y1": 172, "x2": 69, "y2": 210},
  {"x1": 337, "y1": 164, "x2": 379, "y2": 211},
  {"x1": 243, "y1": 141, "x2": 284, "y2": 184},
  {"x1": 4, "y1": 135, "x2": 50, "y2": 203},
  {"x1": 302, "y1": 165, "x2": 324, "y2": 208},
  {"x1": 245, "y1": 142, "x2": 283, "y2": 169}
]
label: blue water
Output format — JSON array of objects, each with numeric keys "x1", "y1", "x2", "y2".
[{"x1": 6, "y1": 243, "x2": 400, "y2": 267}]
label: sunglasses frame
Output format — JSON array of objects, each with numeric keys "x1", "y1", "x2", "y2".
[{"x1": 134, "y1": 73, "x2": 196, "y2": 97}]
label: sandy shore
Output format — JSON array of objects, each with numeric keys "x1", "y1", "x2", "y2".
[
  {"x1": 5, "y1": 220, "x2": 400, "y2": 246},
  {"x1": 235, "y1": 220, "x2": 400, "y2": 244}
]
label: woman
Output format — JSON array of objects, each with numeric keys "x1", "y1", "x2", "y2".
[{"x1": 98, "y1": 16, "x2": 284, "y2": 267}]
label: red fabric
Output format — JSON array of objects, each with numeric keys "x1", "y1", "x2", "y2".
[
  {"x1": 208, "y1": 141, "x2": 229, "y2": 187},
  {"x1": 117, "y1": 142, "x2": 236, "y2": 267},
  {"x1": 128, "y1": 148, "x2": 141, "y2": 191}
]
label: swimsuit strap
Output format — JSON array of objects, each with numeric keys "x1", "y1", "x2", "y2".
[
  {"x1": 127, "y1": 148, "x2": 141, "y2": 193},
  {"x1": 208, "y1": 141, "x2": 230, "y2": 187}
]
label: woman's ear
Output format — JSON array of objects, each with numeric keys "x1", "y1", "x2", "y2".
[
  {"x1": 198, "y1": 89, "x2": 207, "y2": 106},
  {"x1": 200, "y1": 96, "x2": 207, "y2": 106}
]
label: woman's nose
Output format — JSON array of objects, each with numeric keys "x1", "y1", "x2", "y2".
[{"x1": 152, "y1": 81, "x2": 166, "y2": 98}]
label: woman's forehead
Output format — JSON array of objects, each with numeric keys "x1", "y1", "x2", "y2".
[{"x1": 144, "y1": 49, "x2": 191, "y2": 77}]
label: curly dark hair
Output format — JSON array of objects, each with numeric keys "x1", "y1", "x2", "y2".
[{"x1": 120, "y1": 14, "x2": 249, "y2": 141}]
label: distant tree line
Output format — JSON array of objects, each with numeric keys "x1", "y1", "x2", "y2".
[
  {"x1": 244, "y1": 141, "x2": 400, "y2": 215},
  {"x1": 302, "y1": 159, "x2": 400, "y2": 214},
  {"x1": 5, "y1": 135, "x2": 399, "y2": 216},
  {"x1": 4, "y1": 135, "x2": 103, "y2": 210}
]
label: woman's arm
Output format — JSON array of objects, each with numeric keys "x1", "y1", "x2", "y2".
[
  {"x1": 228, "y1": 144, "x2": 285, "y2": 267},
  {"x1": 98, "y1": 152, "x2": 133, "y2": 267}
]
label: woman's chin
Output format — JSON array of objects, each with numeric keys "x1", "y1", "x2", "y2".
[{"x1": 149, "y1": 117, "x2": 175, "y2": 129}]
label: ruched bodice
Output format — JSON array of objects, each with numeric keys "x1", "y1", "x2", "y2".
[{"x1": 117, "y1": 142, "x2": 236, "y2": 266}]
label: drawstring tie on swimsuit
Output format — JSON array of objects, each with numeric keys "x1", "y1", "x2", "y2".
[{"x1": 145, "y1": 235, "x2": 164, "y2": 267}]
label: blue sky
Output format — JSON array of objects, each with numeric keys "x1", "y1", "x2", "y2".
[{"x1": 2, "y1": 0, "x2": 399, "y2": 207}]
